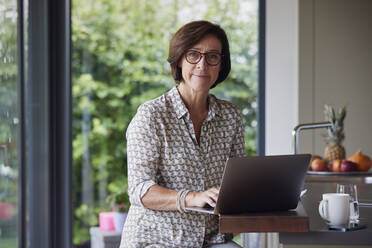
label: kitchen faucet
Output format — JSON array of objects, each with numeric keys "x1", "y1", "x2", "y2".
[{"x1": 292, "y1": 122, "x2": 331, "y2": 154}]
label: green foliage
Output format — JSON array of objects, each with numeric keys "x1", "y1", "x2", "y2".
[
  {"x1": 0, "y1": 1, "x2": 18, "y2": 148},
  {"x1": 105, "y1": 178, "x2": 130, "y2": 213},
  {"x1": 0, "y1": 237, "x2": 17, "y2": 248},
  {"x1": 73, "y1": 204, "x2": 100, "y2": 244},
  {"x1": 72, "y1": 0, "x2": 258, "y2": 244},
  {"x1": 0, "y1": 0, "x2": 20, "y2": 244},
  {"x1": 106, "y1": 191, "x2": 130, "y2": 213}
]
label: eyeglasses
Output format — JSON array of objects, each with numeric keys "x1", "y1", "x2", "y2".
[{"x1": 184, "y1": 50, "x2": 222, "y2": 66}]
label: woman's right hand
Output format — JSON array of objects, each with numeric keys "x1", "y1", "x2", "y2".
[{"x1": 185, "y1": 187, "x2": 220, "y2": 208}]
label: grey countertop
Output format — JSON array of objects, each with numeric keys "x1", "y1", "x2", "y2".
[{"x1": 280, "y1": 176, "x2": 372, "y2": 245}]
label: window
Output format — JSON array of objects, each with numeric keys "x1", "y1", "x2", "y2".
[
  {"x1": 72, "y1": 0, "x2": 259, "y2": 245},
  {"x1": 0, "y1": 0, "x2": 265, "y2": 246}
]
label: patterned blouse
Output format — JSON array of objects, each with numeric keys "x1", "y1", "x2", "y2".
[{"x1": 120, "y1": 86, "x2": 245, "y2": 247}]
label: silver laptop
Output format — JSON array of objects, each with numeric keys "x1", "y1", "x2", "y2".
[{"x1": 185, "y1": 154, "x2": 311, "y2": 215}]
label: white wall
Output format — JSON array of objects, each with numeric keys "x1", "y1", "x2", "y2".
[
  {"x1": 266, "y1": 0, "x2": 299, "y2": 155},
  {"x1": 266, "y1": 0, "x2": 372, "y2": 157},
  {"x1": 298, "y1": 0, "x2": 372, "y2": 158}
]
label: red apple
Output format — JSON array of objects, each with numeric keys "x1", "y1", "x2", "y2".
[
  {"x1": 340, "y1": 160, "x2": 357, "y2": 172},
  {"x1": 331, "y1": 159, "x2": 342, "y2": 172},
  {"x1": 311, "y1": 158, "x2": 328, "y2": 171},
  {"x1": 310, "y1": 155, "x2": 322, "y2": 166}
]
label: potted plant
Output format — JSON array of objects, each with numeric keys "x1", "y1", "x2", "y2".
[{"x1": 106, "y1": 189, "x2": 130, "y2": 232}]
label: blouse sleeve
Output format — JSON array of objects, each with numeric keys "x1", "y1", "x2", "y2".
[
  {"x1": 126, "y1": 104, "x2": 160, "y2": 208},
  {"x1": 229, "y1": 107, "x2": 246, "y2": 158}
]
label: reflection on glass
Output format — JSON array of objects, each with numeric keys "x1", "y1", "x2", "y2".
[
  {"x1": 0, "y1": 0, "x2": 19, "y2": 247},
  {"x1": 72, "y1": 0, "x2": 258, "y2": 245},
  {"x1": 337, "y1": 184, "x2": 360, "y2": 223}
]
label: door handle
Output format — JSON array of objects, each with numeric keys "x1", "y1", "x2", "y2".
[{"x1": 0, "y1": 144, "x2": 8, "y2": 167}]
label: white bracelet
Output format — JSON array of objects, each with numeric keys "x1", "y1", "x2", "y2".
[
  {"x1": 181, "y1": 190, "x2": 190, "y2": 212},
  {"x1": 176, "y1": 190, "x2": 184, "y2": 213}
]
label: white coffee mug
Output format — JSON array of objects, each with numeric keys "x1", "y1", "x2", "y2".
[{"x1": 318, "y1": 193, "x2": 350, "y2": 226}]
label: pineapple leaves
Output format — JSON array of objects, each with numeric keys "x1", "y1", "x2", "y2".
[
  {"x1": 324, "y1": 104, "x2": 347, "y2": 146},
  {"x1": 339, "y1": 106, "x2": 346, "y2": 122}
]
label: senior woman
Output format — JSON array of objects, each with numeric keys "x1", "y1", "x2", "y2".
[{"x1": 120, "y1": 20, "x2": 245, "y2": 247}]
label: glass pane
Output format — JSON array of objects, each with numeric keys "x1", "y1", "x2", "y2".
[
  {"x1": 72, "y1": 0, "x2": 258, "y2": 245},
  {"x1": 0, "y1": 0, "x2": 20, "y2": 247}
]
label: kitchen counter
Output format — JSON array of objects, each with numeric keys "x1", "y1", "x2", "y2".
[
  {"x1": 279, "y1": 175, "x2": 372, "y2": 246},
  {"x1": 219, "y1": 202, "x2": 309, "y2": 233}
]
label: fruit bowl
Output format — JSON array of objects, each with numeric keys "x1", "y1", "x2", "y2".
[
  {"x1": 308, "y1": 151, "x2": 372, "y2": 176},
  {"x1": 307, "y1": 170, "x2": 372, "y2": 176}
]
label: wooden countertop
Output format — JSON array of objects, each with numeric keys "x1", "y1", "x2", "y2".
[{"x1": 219, "y1": 202, "x2": 309, "y2": 233}]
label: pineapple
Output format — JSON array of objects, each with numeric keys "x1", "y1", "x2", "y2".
[{"x1": 324, "y1": 105, "x2": 346, "y2": 162}]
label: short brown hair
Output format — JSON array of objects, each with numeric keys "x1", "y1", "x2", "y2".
[{"x1": 167, "y1": 20, "x2": 231, "y2": 89}]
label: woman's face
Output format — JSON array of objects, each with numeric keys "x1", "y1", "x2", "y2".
[{"x1": 178, "y1": 34, "x2": 222, "y2": 93}]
